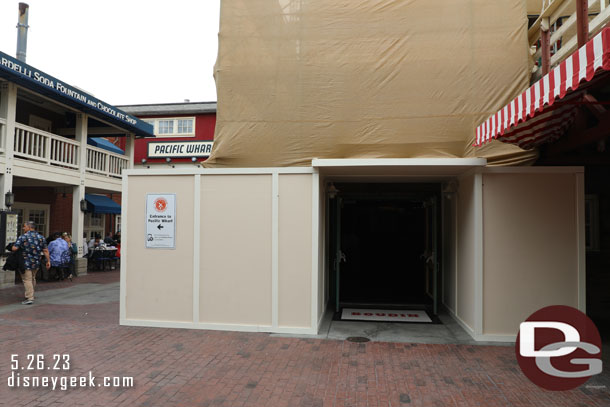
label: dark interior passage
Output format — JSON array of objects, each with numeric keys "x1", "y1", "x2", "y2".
[
  {"x1": 340, "y1": 199, "x2": 428, "y2": 305},
  {"x1": 584, "y1": 165, "x2": 610, "y2": 340},
  {"x1": 329, "y1": 183, "x2": 440, "y2": 309}
]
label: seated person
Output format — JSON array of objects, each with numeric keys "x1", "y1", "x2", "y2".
[
  {"x1": 48, "y1": 232, "x2": 70, "y2": 280},
  {"x1": 104, "y1": 232, "x2": 117, "y2": 247},
  {"x1": 88, "y1": 235, "x2": 102, "y2": 250}
]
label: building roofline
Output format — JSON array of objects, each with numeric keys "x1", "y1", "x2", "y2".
[
  {"x1": 0, "y1": 50, "x2": 154, "y2": 137},
  {"x1": 117, "y1": 102, "x2": 217, "y2": 116}
]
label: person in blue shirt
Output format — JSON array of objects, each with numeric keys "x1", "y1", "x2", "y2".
[
  {"x1": 48, "y1": 232, "x2": 69, "y2": 281},
  {"x1": 12, "y1": 221, "x2": 50, "y2": 305},
  {"x1": 61, "y1": 232, "x2": 78, "y2": 280}
]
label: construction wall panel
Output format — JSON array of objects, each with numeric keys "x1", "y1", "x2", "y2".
[
  {"x1": 278, "y1": 174, "x2": 312, "y2": 328},
  {"x1": 482, "y1": 172, "x2": 580, "y2": 336},
  {"x1": 199, "y1": 175, "x2": 273, "y2": 326},
  {"x1": 124, "y1": 175, "x2": 194, "y2": 322}
]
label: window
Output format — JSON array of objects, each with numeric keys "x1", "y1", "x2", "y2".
[
  {"x1": 177, "y1": 119, "x2": 193, "y2": 134},
  {"x1": 146, "y1": 117, "x2": 196, "y2": 137},
  {"x1": 12, "y1": 203, "x2": 50, "y2": 237},
  {"x1": 84, "y1": 213, "x2": 105, "y2": 240},
  {"x1": 28, "y1": 210, "x2": 47, "y2": 235},
  {"x1": 158, "y1": 120, "x2": 174, "y2": 135},
  {"x1": 115, "y1": 215, "x2": 121, "y2": 234}
]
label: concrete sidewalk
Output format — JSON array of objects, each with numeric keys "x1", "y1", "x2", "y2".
[{"x1": 1, "y1": 271, "x2": 609, "y2": 407}]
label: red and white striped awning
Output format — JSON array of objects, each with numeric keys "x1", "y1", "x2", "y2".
[{"x1": 475, "y1": 27, "x2": 610, "y2": 150}]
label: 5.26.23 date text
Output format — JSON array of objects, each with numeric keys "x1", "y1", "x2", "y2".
[{"x1": 10, "y1": 354, "x2": 70, "y2": 371}]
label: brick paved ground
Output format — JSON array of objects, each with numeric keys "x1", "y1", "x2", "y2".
[
  {"x1": 1, "y1": 272, "x2": 609, "y2": 406},
  {"x1": 0, "y1": 269, "x2": 120, "y2": 306}
]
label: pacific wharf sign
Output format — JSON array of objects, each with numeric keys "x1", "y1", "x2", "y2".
[
  {"x1": 0, "y1": 51, "x2": 152, "y2": 136},
  {"x1": 147, "y1": 141, "x2": 214, "y2": 158}
]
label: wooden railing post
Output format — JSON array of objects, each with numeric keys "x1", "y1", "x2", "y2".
[
  {"x1": 576, "y1": 0, "x2": 589, "y2": 47},
  {"x1": 541, "y1": 17, "x2": 551, "y2": 75},
  {"x1": 44, "y1": 135, "x2": 51, "y2": 162}
]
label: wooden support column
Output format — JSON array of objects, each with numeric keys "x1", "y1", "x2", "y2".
[
  {"x1": 576, "y1": 0, "x2": 589, "y2": 48},
  {"x1": 0, "y1": 82, "x2": 16, "y2": 210},
  {"x1": 541, "y1": 18, "x2": 551, "y2": 76},
  {"x1": 0, "y1": 83, "x2": 16, "y2": 287},
  {"x1": 72, "y1": 114, "x2": 87, "y2": 257},
  {"x1": 125, "y1": 133, "x2": 135, "y2": 169}
]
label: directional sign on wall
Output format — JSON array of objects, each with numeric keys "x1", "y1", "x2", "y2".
[{"x1": 146, "y1": 194, "x2": 176, "y2": 249}]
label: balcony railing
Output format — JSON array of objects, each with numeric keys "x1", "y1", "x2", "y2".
[
  {"x1": 529, "y1": 0, "x2": 610, "y2": 81},
  {"x1": 86, "y1": 145, "x2": 129, "y2": 179},
  {"x1": 10, "y1": 122, "x2": 129, "y2": 178},
  {"x1": 14, "y1": 123, "x2": 79, "y2": 169}
]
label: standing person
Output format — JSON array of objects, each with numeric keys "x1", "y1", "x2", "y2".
[
  {"x1": 82, "y1": 232, "x2": 88, "y2": 258},
  {"x1": 12, "y1": 221, "x2": 50, "y2": 305},
  {"x1": 62, "y1": 233, "x2": 78, "y2": 280}
]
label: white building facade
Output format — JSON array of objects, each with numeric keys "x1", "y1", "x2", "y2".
[{"x1": 0, "y1": 50, "x2": 153, "y2": 287}]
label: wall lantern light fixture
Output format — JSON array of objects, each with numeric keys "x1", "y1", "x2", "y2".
[{"x1": 4, "y1": 191, "x2": 14, "y2": 208}]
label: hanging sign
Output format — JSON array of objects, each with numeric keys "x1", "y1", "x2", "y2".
[{"x1": 145, "y1": 194, "x2": 176, "y2": 249}]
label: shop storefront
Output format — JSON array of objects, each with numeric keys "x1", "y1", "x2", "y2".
[{"x1": 0, "y1": 50, "x2": 153, "y2": 286}]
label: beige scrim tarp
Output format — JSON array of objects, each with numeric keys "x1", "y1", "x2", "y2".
[
  {"x1": 206, "y1": 0, "x2": 537, "y2": 168},
  {"x1": 527, "y1": 0, "x2": 543, "y2": 14}
]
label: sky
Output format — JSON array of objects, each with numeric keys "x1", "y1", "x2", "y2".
[{"x1": 0, "y1": 0, "x2": 220, "y2": 105}]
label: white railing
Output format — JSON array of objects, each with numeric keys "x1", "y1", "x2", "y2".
[
  {"x1": 530, "y1": 0, "x2": 610, "y2": 80},
  {"x1": 86, "y1": 145, "x2": 129, "y2": 178},
  {"x1": 14, "y1": 123, "x2": 79, "y2": 169},
  {"x1": 6, "y1": 122, "x2": 130, "y2": 178}
]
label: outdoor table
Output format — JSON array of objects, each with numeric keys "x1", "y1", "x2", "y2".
[{"x1": 89, "y1": 248, "x2": 118, "y2": 271}]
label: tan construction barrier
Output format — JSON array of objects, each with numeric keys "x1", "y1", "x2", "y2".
[{"x1": 207, "y1": 0, "x2": 537, "y2": 168}]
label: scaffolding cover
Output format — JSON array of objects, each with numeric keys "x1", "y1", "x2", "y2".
[
  {"x1": 527, "y1": 0, "x2": 543, "y2": 14},
  {"x1": 206, "y1": 0, "x2": 537, "y2": 167}
]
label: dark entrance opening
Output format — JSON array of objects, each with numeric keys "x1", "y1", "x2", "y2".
[
  {"x1": 340, "y1": 198, "x2": 427, "y2": 305},
  {"x1": 329, "y1": 183, "x2": 441, "y2": 312},
  {"x1": 583, "y1": 165, "x2": 610, "y2": 340}
]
